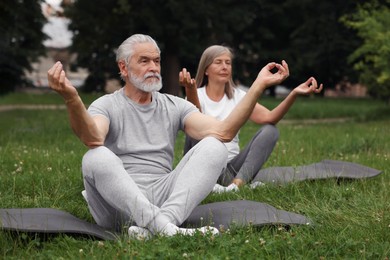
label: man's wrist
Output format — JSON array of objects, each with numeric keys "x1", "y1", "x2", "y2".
[{"x1": 64, "y1": 95, "x2": 81, "y2": 105}]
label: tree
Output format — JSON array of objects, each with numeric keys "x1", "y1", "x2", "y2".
[
  {"x1": 65, "y1": 0, "x2": 365, "y2": 96},
  {"x1": 234, "y1": 0, "x2": 365, "y2": 92},
  {"x1": 0, "y1": 0, "x2": 46, "y2": 95},
  {"x1": 341, "y1": 0, "x2": 390, "y2": 103},
  {"x1": 65, "y1": 0, "x2": 257, "y2": 95},
  {"x1": 283, "y1": 0, "x2": 365, "y2": 90}
]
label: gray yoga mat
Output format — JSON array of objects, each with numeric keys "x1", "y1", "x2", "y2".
[
  {"x1": 0, "y1": 207, "x2": 118, "y2": 240},
  {"x1": 182, "y1": 200, "x2": 311, "y2": 229},
  {"x1": 0, "y1": 200, "x2": 310, "y2": 240},
  {"x1": 252, "y1": 159, "x2": 382, "y2": 185}
]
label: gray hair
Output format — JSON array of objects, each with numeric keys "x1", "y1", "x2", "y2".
[
  {"x1": 115, "y1": 34, "x2": 161, "y2": 64},
  {"x1": 195, "y1": 45, "x2": 236, "y2": 99}
]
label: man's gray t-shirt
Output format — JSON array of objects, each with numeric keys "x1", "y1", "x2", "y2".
[{"x1": 88, "y1": 88, "x2": 197, "y2": 175}]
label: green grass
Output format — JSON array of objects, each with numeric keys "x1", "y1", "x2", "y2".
[
  {"x1": 0, "y1": 93, "x2": 389, "y2": 259},
  {"x1": 0, "y1": 91, "x2": 103, "y2": 105}
]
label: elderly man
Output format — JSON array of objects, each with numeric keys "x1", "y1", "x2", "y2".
[{"x1": 47, "y1": 34, "x2": 297, "y2": 238}]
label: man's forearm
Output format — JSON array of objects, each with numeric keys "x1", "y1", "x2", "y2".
[
  {"x1": 65, "y1": 95, "x2": 103, "y2": 147},
  {"x1": 221, "y1": 80, "x2": 265, "y2": 139}
]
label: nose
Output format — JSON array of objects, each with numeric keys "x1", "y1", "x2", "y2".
[
  {"x1": 148, "y1": 60, "x2": 160, "y2": 72},
  {"x1": 221, "y1": 62, "x2": 229, "y2": 69}
]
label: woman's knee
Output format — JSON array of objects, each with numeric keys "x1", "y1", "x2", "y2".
[{"x1": 261, "y1": 124, "x2": 280, "y2": 142}]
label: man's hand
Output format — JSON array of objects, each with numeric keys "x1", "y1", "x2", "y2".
[
  {"x1": 179, "y1": 68, "x2": 197, "y2": 90},
  {"x1": 47, "y1": 61, "x2": 78, "y2": 102},
  {"x1": 256, "y1": 60, "x2": 289, "y2": 88}
]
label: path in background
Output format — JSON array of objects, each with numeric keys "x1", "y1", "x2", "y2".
[
  {"x1": 0, "y1": 104, "x2": 351, "y2": 124},
  {"x1": 0, "y1": 104, "x2": 66, "y2": 112}
]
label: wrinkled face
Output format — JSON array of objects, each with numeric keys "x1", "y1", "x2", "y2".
[
  {"x1": 121, "y1": 42, "x2": 162, "y2": 92},
  {"x1": 205, "y1": 52, "x2": 232, "y2": 84}
]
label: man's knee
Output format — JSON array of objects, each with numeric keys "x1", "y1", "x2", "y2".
[
  {"x1": 82, "y1": 146, "x2": 120, "y2": 174},
  {"x1": 199, "y1": 136, "x2": 228, "y2": 163}
]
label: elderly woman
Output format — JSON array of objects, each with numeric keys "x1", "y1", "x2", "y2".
[{"x1": 180, "y1": 45, "x2": 323, "y2": 192}]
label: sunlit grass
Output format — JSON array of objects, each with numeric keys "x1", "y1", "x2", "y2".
[{"x1": 0, "y1": 94, "x2": 389, "y2": 258}]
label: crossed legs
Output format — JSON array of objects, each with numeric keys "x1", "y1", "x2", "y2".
[{"x1": 82, "y1": 136, "x2": 228, "y2": 234}]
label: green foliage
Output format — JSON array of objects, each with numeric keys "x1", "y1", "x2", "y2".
[
  {"x1": 281, "y1": 0, "x2": 364, "y2": 88},
  {"x1": 1, "y1": 0, "x2": 384, "y2": 103},
  {"x1": 0, "y1": 0, "x2": 46, "y2": 95},
  {"x1": 65, "y1": 0, "x2": 363, "y2": 96},
  {"x1": 65, "y1": 1, "x2": 127, "y2": 93},
  {"x1": 341, "y1": 0, "x2": 390, "y2": 103},
  {"x1": 230, "y1": 0, "x2": 364, "y2": 90},
  {"x1": 65, "y1": 0, "x2": 257, "y2": 95}
]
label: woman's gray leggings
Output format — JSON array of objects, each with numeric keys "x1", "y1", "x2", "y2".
[{"x1": 184, "y1": 124, "x2": 279, "y2": 186}]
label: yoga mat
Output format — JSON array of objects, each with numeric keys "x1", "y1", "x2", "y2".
[
  {"x1": 252, "y1": 160, "x2": 382, "y2": 185},
  {"x1": 1, "y1": 200, "x2": 310, "y2": 240},
  {"x1": 183, "y1": 200, "x2": 311, "y2": 229},
  {"x1": 0, "y1": 208, "x2": 117, "y2": 240}
]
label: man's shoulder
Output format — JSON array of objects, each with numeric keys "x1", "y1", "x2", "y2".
[
  {"x1": 155, "y1": 92, "x2": 187, "y2": 104},
  {"x1": 95, "y1": 88, "x2": 123, "y2": 101},
  {"x1": 89, "y1": 88, "x2": 123, "y2": 110},
  {"x1": 154, "y1": 92, "x2": 197, "y2": 116}
]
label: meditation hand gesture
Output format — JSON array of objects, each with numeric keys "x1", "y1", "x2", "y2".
[
  {"x1": 256, "y1": 60, "x2": 289, "y2": 89},
  {"x1": 292, "y1": 77, "x2": 323, "y2": 95},
  {"x1": 178, "y1": 68, "x2": 202, "y2": 111},
  {"x1": 179, "y1": 68, "x2": 197, "y2": 90},
  {"x1": 47, "y1": 61, "x2": 78, "y2": 102}
]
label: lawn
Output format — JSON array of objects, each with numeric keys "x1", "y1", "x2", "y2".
[{"x1": 0, "y1": 92, "x2": 389, "y2": 259}]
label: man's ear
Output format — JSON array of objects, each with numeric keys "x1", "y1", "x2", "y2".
[{"x1": 118, "y1": 61, "x2": 127, "y2": 78}]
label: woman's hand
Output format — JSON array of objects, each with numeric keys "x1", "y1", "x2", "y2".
[
  {"x1": 179, "y1": 68, "x2": 197, "y2": 89},
  {"x1": 293, "y1": 77, "x2": 323, "y2": 95}
]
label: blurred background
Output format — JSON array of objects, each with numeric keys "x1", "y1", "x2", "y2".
[{"x1": 1, "y1": 0, "x2": 389, "y2": 102}]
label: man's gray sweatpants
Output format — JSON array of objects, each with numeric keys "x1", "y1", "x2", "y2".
[{"x1": 82, "y1": 136, "x2": 228, "y2": 233}]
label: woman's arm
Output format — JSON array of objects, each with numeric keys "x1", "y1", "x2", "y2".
[
  {"x1": 179, "y1": 68, "x2": 202, "y2": 112},
  {"x1": 185, "y1": 61, "x2": 292, "y2": 142},
  {"x1": 250, "y1": 77, "x2": 323, "y2": 124}
]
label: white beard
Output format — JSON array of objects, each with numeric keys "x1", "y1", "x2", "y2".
[{"x1": 128, "y1": 71, "x2": 162, "y2": 93}]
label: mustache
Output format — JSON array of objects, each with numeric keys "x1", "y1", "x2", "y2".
[{"x1": 144, "y1": 72, "x2": 161, "y2": 81}]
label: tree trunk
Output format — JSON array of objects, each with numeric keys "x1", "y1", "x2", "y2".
[{"x1": 161, "y1": 52, "x2": 180, "y2": 96}]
